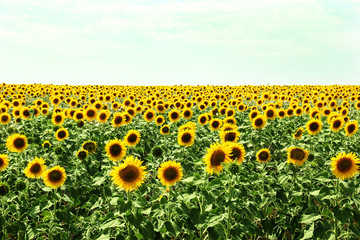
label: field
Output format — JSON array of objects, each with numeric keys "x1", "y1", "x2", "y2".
[{"x1": 1, "y1": 84, "x2": 360, "y2": 240}]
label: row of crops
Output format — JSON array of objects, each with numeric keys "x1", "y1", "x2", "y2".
[{"x1": 0, "y1": 84, "x2": 360, "y2": 239}]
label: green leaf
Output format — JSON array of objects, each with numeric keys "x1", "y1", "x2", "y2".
[
  {"x1": 333, "y1": 207, "x2": 353, "y2": 223},
  {"x1": 301, "y1": 214, "x2": 322, "y2": 224},
  {"x1": 301, "y1": 222, "x2": 314, "y2": 240}
]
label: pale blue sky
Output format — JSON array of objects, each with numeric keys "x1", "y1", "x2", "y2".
[{"x1": 1, "y1": 0, "x2": 359, "y2": 85}]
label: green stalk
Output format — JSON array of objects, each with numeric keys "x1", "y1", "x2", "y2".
[
  {"x1": 226, "y1": 172, "x2": 233, "y2": 239},
  {"x1": 168, "y1": 186, "x2": 171, "y2": 221},
  {"x1": 334, "y1": 178, "x2": 339, "y2": 240},
  {"x1": 126, "y1": 191, "x2": 133, "y2": 240}
]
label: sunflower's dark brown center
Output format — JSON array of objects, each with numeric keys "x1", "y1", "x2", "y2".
[
  {"x1": 184, "y1": 111, "x2": 191, "y2": 117},
  {"x1": 258, "y1": 151, "x2": 269, "y2": 161},
  {"x1": 14, "y1": 137, "x2": 26, "y2": 148},
  {"x1": 287, "y1": 110, "x2": 293, "y2": 115},
  {"x1": 128, "y1": 134, "x2": 138, "y2": 143},
  {"x1": 99, "y1": 113, "x2": 107, "y2": 120},
  {"x1": 337, "y1": 158, "x2": 352, "y2": 173},
  {"x1": 200, "y1": 116, "x2": 207, "y2": 124},
  {"x1": 95, "y1": 104, "x2": 101, "y2": 109},
  {"x1": 158, "y1": 105, "x2": 164, "y2": 111},
  {"x1": 347, "y1": 124, "x2": 355, "y2": 133},
  {"x1": 181, "y1": 133, "x2": 192, "y2": 143},
  {"x1": 211, "y1": 121, "x2": 220, "y2": 129},
  {"x1": 0, "y1": 185, "x2": 9, "y2": 196},
  {"x1": 171, "y1": 112, "x2": 179, "y2": 120},
  {"x1": 296, "y1": 109, "x2": 302, "y2": 114},
  {"x1": 1, "y1": 115, "x2": 9, "y2": 122},
  {"x1": 23, "y1": 110, "x2": 30, "y2": 117},
  {"x1": 162, "y1": 126, "x2": 169, "y2": 133},
  {"x1": 164, "y1": 167, "x2": 178, "y2": 181},
  {"x1": 254, "y1": 118, "x2": 263, "y2": 127},
  {"x1": 49, "y1": 170, "x2": 62, "y2": 183},
  {"x1": 83, "y1": 142, "x2": 96, "y2": 152},
  {"x1": 324, "y1": 110, "x2": 330, "y2": 115},
  {"x1": 251, "y1": 112, "x2": 258, "y2": 119},
  {"x1": 146, "y1": 112, "x2": 154, "y2": 119},
  {"x1": 57, "y1": 130, "x2": 66, "y2": 139},
  {"x1": 76, "y1": 113, "x2": 83, "y2": 119},
  {"x1": 225, "y1": 132, "x2": 236, "y2": 142},
  {"x1": 227, "y1": 110, "x2": 234, "y2": 116},
  {"x1": 128, "y1": 110, "x2": 135, "y2": 116},
  {"x1": 55, "y1": 115, "x2": 62, "y2": 123},
  {"x1": 230, "y1": 148, "x2": 241, "y2": 160},
  {"x1": 78, "y1": 151, "x2": 87, "y2": 160},
  {"x1": 266, "y1": 110, "x2": 274, "y2": 118},
  {"x1": 156, "y1": 117, "x2": 163, "y2": 124},
  {"x1": 210, "y1": 150, "x2": 225, "y2": 166},
  {"x1": 239, "y1": 105, "x2": 244, "y2": 111},
  {"x1": 290, "y1": 148, "x2": 305, "y2": 161},
  {"x1": 0, "y1": 158, "x2": 4, "y2": 167},
  {"x1": 124, "y1": 114, "x2": 131, "y2": 122},
  {"x1": 109, "y1": 144, "x2": 122, "y2": 156},
  {"x1": 295, "y1": 130, "x2": 302, "y2": 137},
  {"x1": 87, "y1": 110, "x2": 95, "y2": 117},
  {"x1": 30, "y1": 163, "x2": 41, "y2": 173},
  {"x1": 119, "y1": 165, "x2": 139, "y2": 183},
  {"x1": 43, "y1": 142, "x2": 50, "y2": 148},
  {"x1": 333, "y1": 120, "x2": 341, "y2": 129},
  {"x1": 53, "y1": 99, "x2": 59, "y2": 104},
  {"x1": 15, "y1": 110, "x2": 20, "y2": 116},
  {"x1": 114, "y1": 116, "x2": 123, "y2": 124},
  {"x1": 309, "y1": 122, "x2": 319, "y2": 131}
]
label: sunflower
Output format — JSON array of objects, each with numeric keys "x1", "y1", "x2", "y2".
[
  {"x1": 203, "y1": 142, "x2": 232, "y2": 175},
  {"x1": 82, "y1": 141, "x2": 97, "y2": 154},
  {"x1": 330, "y1": 118, "x2": 344, "y2": 132},
  {"x1": 105, "y1": 139, "x2": 127, "y2": 162},
  {"x1": 0, "y1": 154, "x2": 10, "y2": 172},
  {"x1": 331, "y1": 152, "x2": 360, "y2": 180},
  {"x1": 85, "y1": 107, "x2": 98, "y2": 121},
  {"x1": 182, "y1": 108, "x2": 193, "y2": 120},
  {"x1": 24, "y1": 157, "x2": 47, "y2": 179},
  {"x1": 0, "y1": 182, "x2": 10, "y2": 196},
  {"x1": 177, "y1": 129, "x2": 195, "y2": 147},
  {"x1": 124, "y1": 130, "x2": 141, "y2": 147},
  {"x1": 209, "y1": 119, "x2": 222, "y2": 131},
  {"x1": 220, "y1": 130, "x2": 240, "y2": 143},
  {"x1": 112, "y1": 112, "x2": 124, "y2": 127},
  {"x1": 97, "y1": 110, "x2": 110, "y2": 123},
  {"x1": 287, "y1": 147, "x2": 309, "y2": 166},
  {"x1": 55, "y1": 128, "x2": 69, "y2": 141},
  {"x1": 256, "y1": 148, "x2": 271, "y2": 163},
  {"x1": 52, "y1": 112, "x2": 65, "y2": 126},
  {"x1": 41, "y1": 140, "x2": 51, "y2": 148},
  {"x1": 157, "y1": 161, "x2": 183, "y2": 186},
  {"x1": 155, "y1": 115, "x2": 165, "y2": 125},
  {"x1": 344, "y1": 120, "x2": 359, "y2": 137},
  {"x1": 168, "y1": 110, "x2": 181, "y2": 122},
  {"x1": 43, "y1": 166, "x2": 67, "y2": 189},
  {"x1": 198, "y1": 113, "x2": 208, "y2": 126},
  {"x1": 265, "y1": 107, "x2": 276, "y2": 120},
  {"x1": 73, "y1": 110, "x2": 85, "y2": 121},
  {"x1": 305, "y1": 119, "x2": 322, "y2": 135},
  {"x1": 160, "y1": 125, "x2": 170, "y2": 135},
  {"x1": 252, "y1": 115, "x2": 267, "y2": 130},
  {"x1": 293, "y1": 127, "x2": 304, "y2": 140},
  {"x1": 0, "y1": 113, "x2": 11, "y2": 125},
  {"x1": 6, "y1": 134, "x2": 28, "y2": 152},
  {"x1": 20, "y1": 107, "x2": 32, "y2": 119},
  {"x1": 77, "y1": 149, "x2": 88, "y2": 160},
  {"x1": 144, "y1": 109, "x2": 156, "y2": 122},
  {"x1": 225, "y1": 142, "x2": 246, "y2": 164},
  {"x1": 110, "y1": 156, "x2": 147, "y2": 192}
]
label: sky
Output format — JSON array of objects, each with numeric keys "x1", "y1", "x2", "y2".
[{"x1": 0, "y1": 0, "x2": 359, "y2": 86}]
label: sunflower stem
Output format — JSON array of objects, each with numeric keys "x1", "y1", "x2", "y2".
[
  {"x1": 1, "y1": 198, "x2": 5, "y2": 238},
  {"x1": 226, "y1": 172, "x2": 233, "y2": 239},
  {"x1": 168, "y1": 186, "x2": 171, "y2": 221},
  {"x1": 334, "y1": 178, "x2": 339, "y2": 240},
  {"x1": 126, "y1": 191, "x2": 133, "y2": 239}
]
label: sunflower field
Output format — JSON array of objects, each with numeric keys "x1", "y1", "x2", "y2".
[{"x1": 1, "y1": 84, "x2": 360, "y2": 240}]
